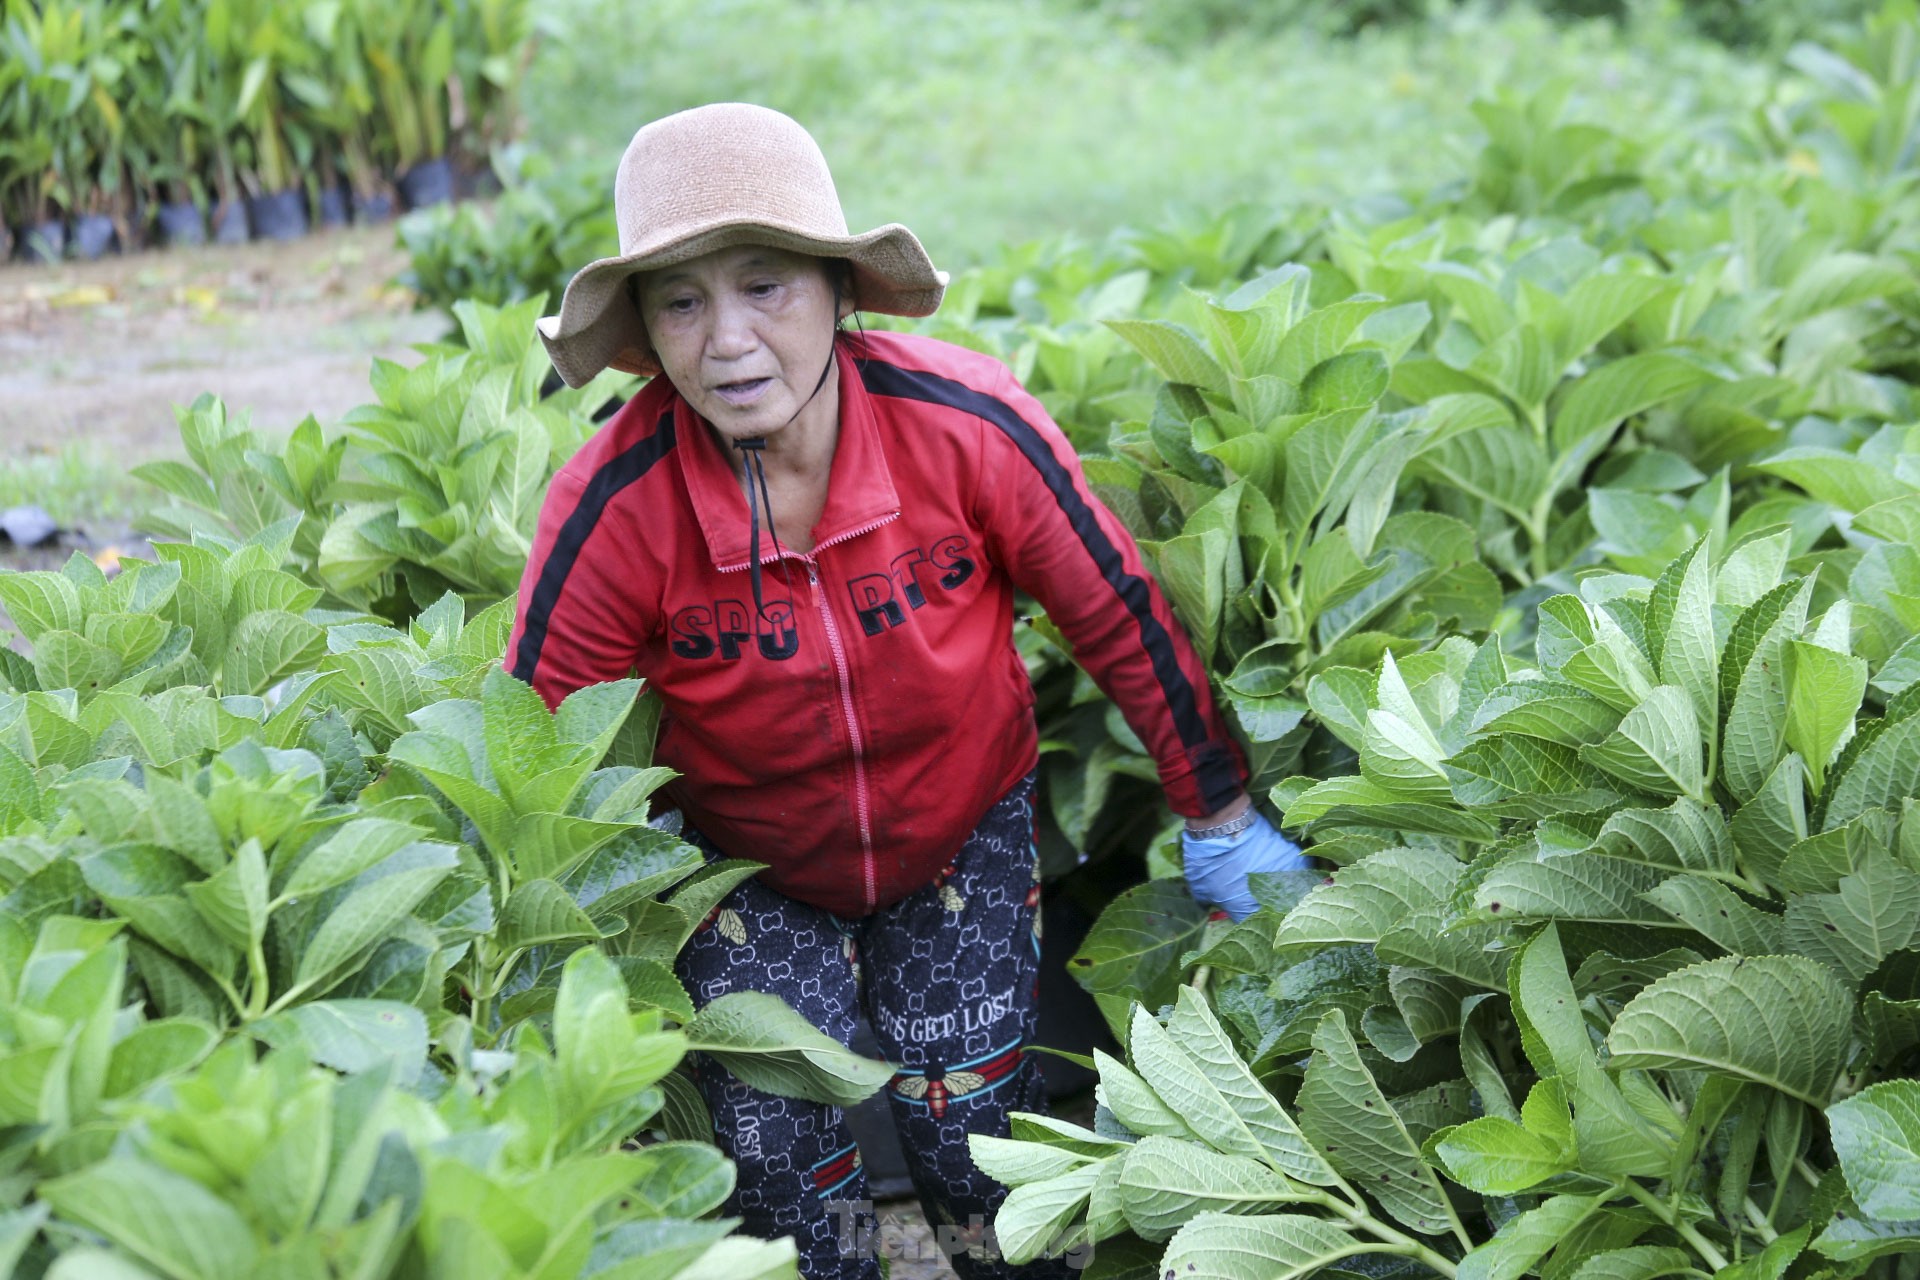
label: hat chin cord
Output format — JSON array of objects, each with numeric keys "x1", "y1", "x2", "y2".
[{"x1": 731, "y1": 274, "x2": 849, "y2": 627}]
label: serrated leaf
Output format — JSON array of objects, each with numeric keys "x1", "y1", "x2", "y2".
[
  {"x1": 1116, "y1": 1136, "x2": 1305, "y2": 1240},
  {"x1": 1299, "y1": 1009, "x2": 1458, "y2": 1238},
  {"x1": 1783, "y1": 641, "x2": 1868, "y2": 792},
  {"x1": 1514, "y1": 926, "x2": 1669, "y2": 1176},
  {"x1": 1594, "y1": 798, "x2": 1734, "y2": 874},
  {"x1": 1156, "y1": 1212, "x2": 1364, "y2": 1280},
  {"x1": 1827, "y1": 1081, "x2": 1920, "y2": 1221},
  {"x1": 683, "y1": 990, "x2": 891, "y2": 1107},
  {"x1": 1606, "y1": 955, "x2": 1852, "y2": 1105},
  {"x1": 1276, "y1": 848, "x2": 1458, "y2": 949},
  {"x1": 1642, "y1": 876, "x2": 1784, "y2": 955},
  {"x1": 1431, "y1": 1117, "x2": 1568, "y2": 1194},
  {"x1": 497, "y1": 879, "x2": 604, "y2": 951},
  {"x1": 1581, "y1": 686, "x2": 1706, "y2": 801},
  {"x1": 1166, "y1": 986, "x2": 1339, "y2": 1185},
  {"x1": 1470, "y1": 855, "x2": 1670, "y2": 926},
  {"x1": 1459, "y1": 1194, "x2": 1606, "y2": 1280},
  {"x1": 39, "y1": 1157, "x2": 258, "y2": 1280}
]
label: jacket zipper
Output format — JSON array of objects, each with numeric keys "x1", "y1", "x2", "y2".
[
  {"x1": 806, "y1": 557, "x2": 878, "y2": 911},
  {"x1": 716, "y1": 512, "x2": 897, "y2": 913}
]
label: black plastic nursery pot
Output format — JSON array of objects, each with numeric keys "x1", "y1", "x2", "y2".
[
  {"x1": 71, "y1": 214, "x2": 119, "y2": 260},
  {"x1": 248, "y1": 188, "x2": 310, "y2": 241},
  {"x1": 353, "y1": 190, "x2": 396, "y2": 225},
  {"x1": 16, "y1": 219, "x2": 66, "y2": 263},
  {"x1": 212, "y1": 199, "x2": 251, "y2": 245},
  {"x1": 318, "y1": 183, "x2": 351, "y2": 229},
  {"x1": 156, "y1": 201, "x2": 206, "y2": 248},
  {"x1": 397, "y1": 156, "x2": 456, "y2": 209}
]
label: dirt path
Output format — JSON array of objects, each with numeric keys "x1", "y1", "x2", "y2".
[
  {"x1": 0, "y1": 224, "x2": 445, "y2": 454},
  {"x1": 0, "y1": 225, "x2": 446, "y2": 569}
]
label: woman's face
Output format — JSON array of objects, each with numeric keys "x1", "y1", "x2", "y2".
[{"x1": 632, "y1": 245, "x2": 849, "y2": 445}]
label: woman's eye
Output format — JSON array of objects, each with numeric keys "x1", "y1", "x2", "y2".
[
  {"x1": 747, "y1": 282, "x2": 779, "y2": 299},
  {"x1": 664, "y1": 297, "x2": 697, "y2": 315}
]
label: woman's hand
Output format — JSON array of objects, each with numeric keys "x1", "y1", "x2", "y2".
[{"x1": 1181, "y1": 802, "x2": 1309, "y2": 921}]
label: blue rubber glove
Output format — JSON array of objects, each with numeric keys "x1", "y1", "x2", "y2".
[{"x1": 1182, "y1": 810, "x2": 1309, "y2": 921}]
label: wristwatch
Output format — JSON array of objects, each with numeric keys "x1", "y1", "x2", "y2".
[{"x1": 1184, "y1": 807, "x2": 1257, "y2": 840}]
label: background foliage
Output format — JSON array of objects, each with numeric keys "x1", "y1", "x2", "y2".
[{"x1": 7, "y1": 0, "x2": 1920, "y2": 1275}]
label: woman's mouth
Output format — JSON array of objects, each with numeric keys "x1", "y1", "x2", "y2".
[{"x1": 713, "y1": 377, "x2": 773, "y2": 407}]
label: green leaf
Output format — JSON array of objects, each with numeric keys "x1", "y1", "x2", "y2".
[
  {"x1": 992, "y1": 1160, "x2": 1102, "y2": 1264},
  {"x1": 294, "y1": 844, "x2": 458, "y2": 989},
  {"x1": 1156, "y1": 1213, "x2": 1366, "y2": 1280},
  {"x1": 103, "y1": 1019, "x2": 219, "y2": 1099},
  {"x1": 684, "y1": 990, "x2": 893, "y2": 1106},
  {"x1": 1782, "y1": 856, "x2": 1920, "y2": 983},
  {"x1": 1552, "y1": 353, "x2": 1718, "y2": 455},
  {"x1": 1459, "y1": 1194, "x2": 1606, "y2": 1280},
  {"x1": 1606, "y1": 955, "x2": 1852, "y2": 1105},
  {"x1": 1116, "y1": 1136, "x2": 1304, "y2": 1240},
  {"x1": 32, "y1": 631, "x2": 123, "y2": 696},
  {"x1": 1095, "y1": 1048, "x2": 1199, "y2": 1139},
  {"x1": 1642, "y1": 875, "x2": 1784, "y2": 955},
  {"x1": 1651, "y1": 540, "x2": 1719, "y2": 736},
  {"x1": 1108, "y1": 319, "x2": 1231, "y2": 394},
  {"x1": 497, "y1": 879, "x2": 604, "y2": 951},
  {"x1": 184, "y1": 839, "x2": 269, "y2": 950},
  {"x1": 277, "y1": 818, "x2": 425, "y2": 900},
  {"x1": 1752, "y1": 446, "x2": 1914, "y2": 513},
  {"x1": 1165, "y1": 987, "x2": 1339, "y2": 1186},
  {"x1": 1581, "y1": 686, "x2": 1706, "y2": 801},
  {"x1": 1299, "y1": 1009, "x2": 1458, "y2": 1238},
  {"x1": 1783, "y1": 642, "x2": 1868, "y2": 791},
  {"x1": 220, "y1": 611, "x2": 324, "y2": 697},
  {"x1": 1827, "y1": 1081, "x2": 1920, "y2": 1221},
  {"x1": 1445, "y1": 735, "x2": 1625, "y2": 818},
  {"x1": 1432, "y1": 1116, "x2": 1568, "y2": 1194},
  {"x1": 1068, "y1": 879, "x2": 1207, "y2": 1010},
  {"x1": 1469, "y1": 855, "x2": 1670, "y2": 926},
  {"x1": 1595, "y1": 798, "x2": 1734, "y2": 875},
  {"x1": 40, "y1": 1156, "x2": 259, "y2": 1280},
  {"x1": 1824, "y1": 713, "x2": 1920, "y2": 831},
  {"x1": 1514, "y1": 926, "x2": 1669, "y2": 1176},
  {"x1": 968, "y1": 1135, "x2": 1097, "y2": 1189},
  {"x1": 1129, "y1": 1005, "x2": 1272, "y2": 1167},
  {"x1": 1564, "y1": 1245, "x2": 1694, "y2": 1280},
  {"x1": 1275, "y1": 848, "x2": 1459, "y2": 949},
  {"x1": 1155, "y1": 530, "x2": 1230, "y2": 667},
  {"x1": 0, "y1": 572, "x2": 82, "y2": 643},
  {"x1": 251, "y1": 1000, "x2": 428, "y2": 1079}
]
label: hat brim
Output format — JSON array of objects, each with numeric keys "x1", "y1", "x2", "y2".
[{"x1": 535, "y1": 220, "x2": 947, "y2": 389}]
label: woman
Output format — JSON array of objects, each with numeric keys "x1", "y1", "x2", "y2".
[{"x1": 509, "y1": 103, "x2": 1305, "y2": 1279}]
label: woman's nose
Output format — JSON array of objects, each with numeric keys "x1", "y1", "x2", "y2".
[{"x1": 706, "y1": 297, "x2": 759, "y2": 359}]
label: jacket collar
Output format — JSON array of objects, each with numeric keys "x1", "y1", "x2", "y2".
[{"x1": 678, "y1": 340, "x2": 901, "y2": 570}]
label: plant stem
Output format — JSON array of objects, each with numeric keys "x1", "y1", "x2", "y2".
[
  {"x1": 1189, "y1": 964, "x2": 1212, "y2": 996},
  {"x1": 1795, "y1": 1158, "x2": 1823, "y2": 1189},
  {"x1": 1743, "y1": 1197, "x2": 1779, "y2": 1243},
  {"x1": 1305, "y1": 1188, "x2": 1460, "y2": 1278},
  {"x1": 245, "y1": 938, "x2": 271, "y2": 1021},
  {"x1": 1621, "y1": 1178, "x2": 1731, "y2": 1273}
]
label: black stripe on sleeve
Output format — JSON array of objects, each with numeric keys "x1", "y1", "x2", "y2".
[
  {"x1": 510, "y1": 410, "x2": 677, "y2": 685},
  {"x1": 858, "y1": 358, "x2": 1242, "y2": 810}
]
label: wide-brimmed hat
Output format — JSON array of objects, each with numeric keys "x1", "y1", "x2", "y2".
[{"x1": 535, "y1": 102, "x2": 947, "y2": 388}]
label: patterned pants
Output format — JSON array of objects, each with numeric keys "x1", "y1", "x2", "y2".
[{"x1": 675, "y1": 772, "x2": 1084, "y2": 1280}]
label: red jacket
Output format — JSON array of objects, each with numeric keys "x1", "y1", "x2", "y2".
[{"x1": 506, "y1": 330, "x2": 1245, "y2": 917}]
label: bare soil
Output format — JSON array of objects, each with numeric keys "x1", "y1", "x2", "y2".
[{"x1": 0, "y1": 224, "x2": 445, "y2": 461}]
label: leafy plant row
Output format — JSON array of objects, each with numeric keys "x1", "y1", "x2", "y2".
[
  {"x1": 0, "y1": 315, "x2": 891, "y2": 1274},
  {"x1": 968, "y1": 8, "x2": 1920, "y2": 1277},
  {"x1": 0, "y1": 0, "x2": 533, "y2": 259}
]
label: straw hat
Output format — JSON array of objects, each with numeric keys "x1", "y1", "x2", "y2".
[{"x1": 535, "y1": 103, "x2": 948, "y2": 388}]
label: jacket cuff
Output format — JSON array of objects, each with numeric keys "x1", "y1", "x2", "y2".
[{"x1": 1164, "y1": 741, "x2": 1249, "y2": 818}]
